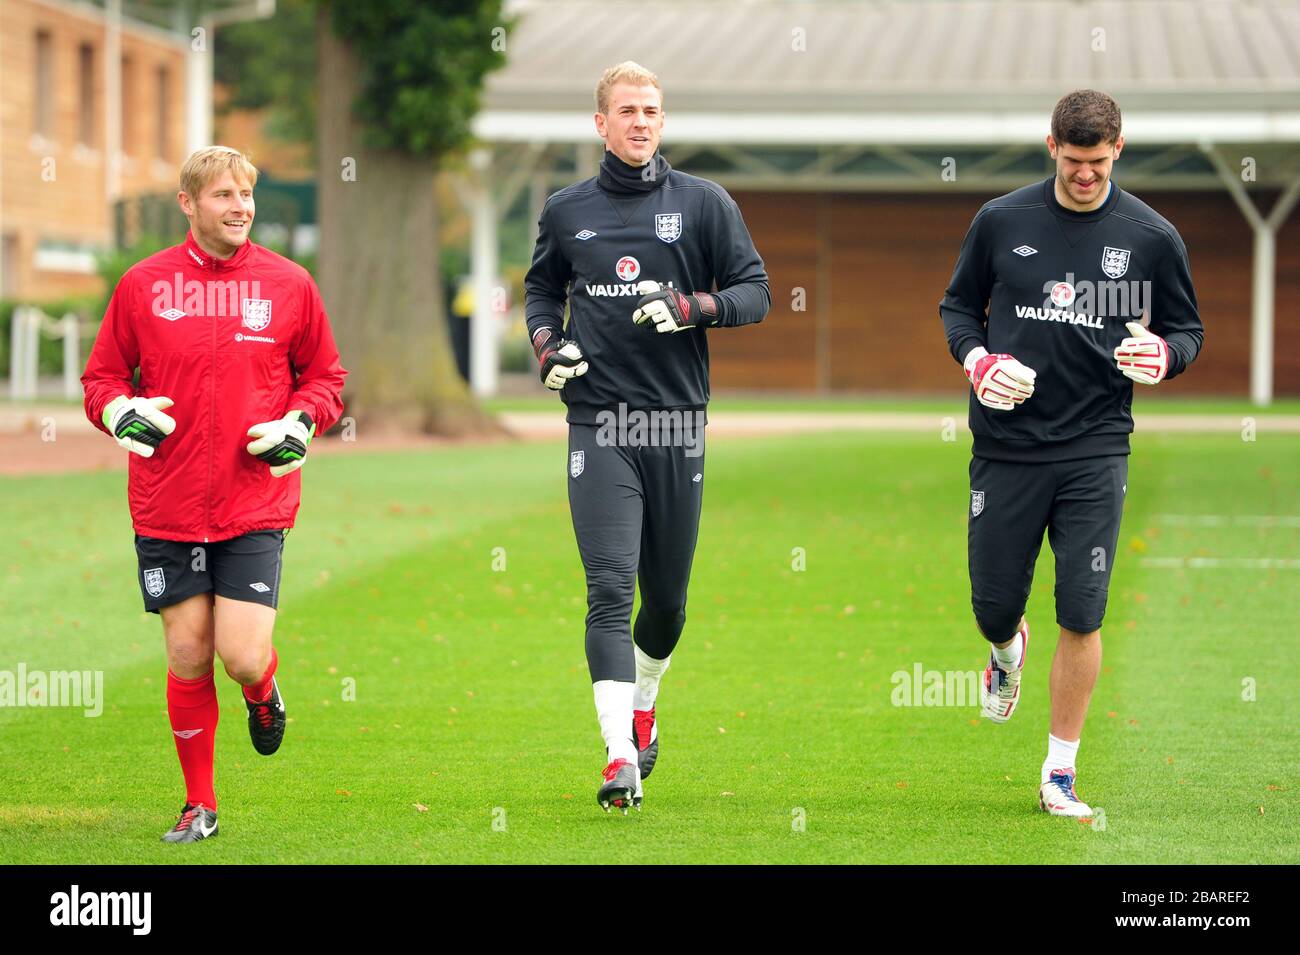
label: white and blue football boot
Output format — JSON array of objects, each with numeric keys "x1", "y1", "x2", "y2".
[{"x1": 1039, "y1": 768, "x2": 1093, "y2": 817}]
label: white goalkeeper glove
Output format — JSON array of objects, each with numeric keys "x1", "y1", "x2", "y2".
[
  {"x1": 102, "y1": 395, "x2": 176, "y2": 457},
  {"x1": 1114, "y1": 321, "x2": 1169, "y2": 385},
  {"x1": 964, "y1": 347, "x2": 1036, "y2": 410},
  {"x1": 631, "y1": 280, "x2": 715, "y2": 333},
  {"x1": 246, "y1": 410, "x2": 315, "y2": 477},
  {"x1": 537, "y1": 338, "x2": 589, "y2": 391}
]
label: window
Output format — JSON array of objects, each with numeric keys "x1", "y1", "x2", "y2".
[
  {"x1": 78, "y1": 43, "x2": 95, "y2": 146},
  {"x1": 121, "y1": 54, "x2": 134, "y2": 153},
  {"x1": 34, "y1": 30, "x2": 53, "y2": 138},
  {"x1": 156, "y1": 65, "x2": 170, "y2": 160}
]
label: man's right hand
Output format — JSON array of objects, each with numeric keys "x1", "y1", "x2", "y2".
[
  {"x1": 964, "y1": 347, "x2": 1036, "y2": 410},
  {"x1": 103, "y1": 395, "x2": 176, "y2": 456},
  {"x1": 538, "y1": 339, "x2": 589, "y2": 391}
]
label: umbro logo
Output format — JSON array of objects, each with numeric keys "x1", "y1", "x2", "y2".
[
  {"x1": 159, "y1": 308, "x2": 185, "y2": 321},
  {"x1": 249, "y1": 582, "x2": 270, "y2": 593},
  {"x1": 173, "y1": 728, "x2": 203, "y2": 739},
  {"x1": 1012, "y1": 245, "x2": 1037, "y2": 257},
  {"x1": 575, "y1": 229, "x2": 597, "y2": 240}
]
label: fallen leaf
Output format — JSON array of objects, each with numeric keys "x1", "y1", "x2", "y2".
[{"x1": 413, "y1": 803, "x2": 428, "y2": 813}]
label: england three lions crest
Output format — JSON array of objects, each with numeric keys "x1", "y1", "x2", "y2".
[
  {"x1": 971, "y1": 491, "x2": 984, "y2": 517},
  {"x1": 241, "y1": 298, "x2": 272, "y2": 331},
  {"x1": 655, "y1": 213, "x2": 682, "y2": 243},
  {"x1": 569, "y1": 450, "x2": 585, "y2": 478},
  {"x1": 144, "y1": 567, "x2": 166, "y2": 598},
  {"x1": 1101, "y1": 247, "x2": 1130, "y2": 279}
]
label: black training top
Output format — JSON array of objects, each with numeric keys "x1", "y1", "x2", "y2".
[
  {"x1": 940, "y1": 176, "x2": 1204, "y2": 462},
  {"x1": 524, "y1": 150, "x2": 770, "y2": 424}
]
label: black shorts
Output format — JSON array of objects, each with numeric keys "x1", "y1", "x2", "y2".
[
  {"x1": 968, "y1": 455, "x2": 1128, "y2": 637},
  {"x1": 134, "y1": 529, "x2": 288, "y2": 614}
]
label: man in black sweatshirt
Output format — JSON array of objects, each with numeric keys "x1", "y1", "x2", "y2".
[
  {"x1": 939, "y1": 89, "x2": 1203, "y2": 818},
  {"x1": 524, "y1": 61, "x2": 769, "y2": 814}
]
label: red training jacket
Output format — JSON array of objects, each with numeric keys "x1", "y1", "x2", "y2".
[{"x1": 82, "y1": 231, "x2": 348, "y2": 542}]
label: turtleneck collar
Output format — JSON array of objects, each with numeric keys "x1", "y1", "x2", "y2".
[
  {"x1": 1043, "y1": 176, "x2": 1118, "y2": 222},
  {"x1": 597, "y1": 149, "x2": 671, "y2": 196},
  {"x1": 183, "y1": 230, "x2": 254, "y2": 272}
]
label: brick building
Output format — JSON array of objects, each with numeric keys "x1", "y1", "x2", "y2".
[{"x1": 0, "y1": 0, "x2": 191, "y2": 301}]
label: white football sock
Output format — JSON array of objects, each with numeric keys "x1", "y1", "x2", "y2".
[
  {"x1": 632, "y1": 645, "x2": 670, "y2": 712},
  {"x1": 991, "y1": 626, "x2": 1024, "y2": 670},
  {"x1": 593, "y1": 680, "x2": 637, "y2": 765},
  {"x1": 1042, "y1": 734, "x2": 1080, "y2": 784}
]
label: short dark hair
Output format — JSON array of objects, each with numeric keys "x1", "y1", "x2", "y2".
[{"x1": 1051, "y1": 90, "x2": 1122, "y2": 147}]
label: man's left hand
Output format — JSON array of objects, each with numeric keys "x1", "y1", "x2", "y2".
[
  {"x1": 247, "y1": 410, "x2": 315, "y2": 477},
  {"x1": 632, "y1": 280, "x2": 716, "y2": 333},
  {"x1": 1114, "y1": 321, "x2": 1169, "y2": 385}
]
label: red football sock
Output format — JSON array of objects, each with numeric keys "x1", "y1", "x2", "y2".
[
  {"x1": 242, "y1": 647, "x2": 278, "y2": 704},
  {"x1": 166, "y1": 670, "x2": 218, "y2": 810}
]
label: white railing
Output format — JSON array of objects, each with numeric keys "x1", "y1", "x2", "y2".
[{"x1": 8, "y1": 306, "x2": 86, "y2": 401}]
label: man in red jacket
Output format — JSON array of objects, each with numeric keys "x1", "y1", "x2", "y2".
[{"x1": 82, "y1": 146, "x2": 347, "y2": 843}]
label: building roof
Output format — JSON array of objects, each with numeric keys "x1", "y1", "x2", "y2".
[{"x1": 484, "y1": 0, "x2": 1300, "y2": 127}]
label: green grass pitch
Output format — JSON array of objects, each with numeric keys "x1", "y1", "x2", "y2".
[{"x1": 0, "y1": 426, "x2": 1295, "y2": 863}]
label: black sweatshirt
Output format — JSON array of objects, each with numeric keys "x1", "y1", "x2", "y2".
[
  {"x1": 940, "y1": 176, "x2": 1204, "y2": 462},
  {"x1": 524, "y1": 151, "x2": 770, "y2": 424}
]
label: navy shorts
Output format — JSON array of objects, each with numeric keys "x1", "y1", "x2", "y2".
[{"x1": 134, "y1": 529, "x2": 287, "y2": 613}]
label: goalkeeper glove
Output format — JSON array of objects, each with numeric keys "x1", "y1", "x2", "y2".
[
  {"x1": 536, "y1": 333, "x2": 589, "y2": 391},
  {"x1": 631, "y1": 280, "x2": 717, "y2": 333},
  {"x1": 246, "y1": 410, "x2": 315, "y2": 477},
  {"x1": 103, "y1": 395, "x2": 176, "y2": 457},
  {"x1": 1114, "y1": 321, "x2": 1169, "y2": 385},
  {"x1": 964, "y1": 347, "x2": 1036, "y2": 410}
]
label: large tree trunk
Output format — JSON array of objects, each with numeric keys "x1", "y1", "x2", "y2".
[{"x1": 315, "y1": 8, "x2": 499, "y2": 436}]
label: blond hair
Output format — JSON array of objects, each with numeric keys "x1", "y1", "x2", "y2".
[
  {"x1": 595, "y1": 61, "x2": 662, "y2": 115},
  {"x1": 179, "y1": 146, "x2": 258, "y2": 199}
]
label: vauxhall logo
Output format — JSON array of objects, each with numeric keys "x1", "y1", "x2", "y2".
[
  {"x1": 584, "y1": 256, "x2": 677, "y2": 297},
  {"x1": 1012, "y1": 272, "x2": 1153, "y2": 330}
]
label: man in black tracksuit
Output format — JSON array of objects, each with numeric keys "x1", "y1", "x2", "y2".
[
  {"x1": 940, "y1": 90, "x2": 1203, "y2": 818},
  {"x1": 524, "y1": 61, "x2": 769, "y2": 813}
]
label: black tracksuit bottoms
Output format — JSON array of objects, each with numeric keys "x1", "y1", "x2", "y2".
[{"x1": 567, "y1": 423, "x2": 706, "y2": 683}]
